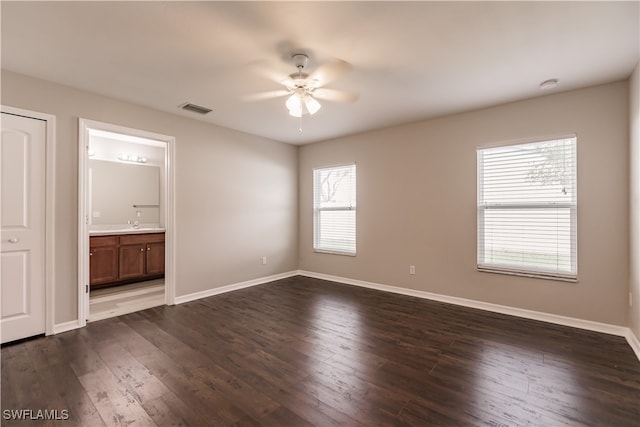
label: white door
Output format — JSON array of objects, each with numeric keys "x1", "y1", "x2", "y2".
[{"x1": 1, "y1": 112, "x2": 46, "y2": 344}]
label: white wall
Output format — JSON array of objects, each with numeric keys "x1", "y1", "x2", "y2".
[
  {"x1": 299, "y1": 81, "x2": 630, "y2": 326},
  {"x1": 2, "y1": 69, "x2": 634, "y2": 330},
  {"x1": 1, "y1": 70, "x2": 299, "y2": 324},
  {"x1": 630, "y1": 62, "x2": 640, "y2": 339}
]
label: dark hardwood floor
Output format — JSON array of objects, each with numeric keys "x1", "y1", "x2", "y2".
[{"x1": 2, "y1": 275, "x2": 639, "y2": 426}]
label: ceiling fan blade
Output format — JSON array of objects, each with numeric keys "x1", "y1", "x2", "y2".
[
  {"x1": 243, "y1": 89, "x2": 290, "y2": 102},
  {"x1": 248, "y1": 60, "x2": 293, "y2": 86},
  {"x1": 308, "y1": 59, "x2": 352, "y2": 86},
  {"x1": 312, "y1": 88, "x2": 359, "y2": 103}
]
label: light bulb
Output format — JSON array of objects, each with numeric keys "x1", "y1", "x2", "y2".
[
  {"x1": 304, "y1": 96, "x2": 321, "y2": 115},
  {"x1": 286, "y1": 94, "x2": 303, "y2": 117}
]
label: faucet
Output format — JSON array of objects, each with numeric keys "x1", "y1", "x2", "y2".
[{"x1": 127, "y1": 220, "x2": 140, "y2": 229}]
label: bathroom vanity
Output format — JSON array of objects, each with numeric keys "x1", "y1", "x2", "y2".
[
  {"x1": 88, "y1": 156, "x2": 165, "y2": 289},
  {"x1": 89, "y1": 230, "x2": 165, "y2": 288}
]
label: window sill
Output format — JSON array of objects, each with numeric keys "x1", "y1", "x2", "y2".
[
  {"x1": 477, "y1": 266, "x2": 577, "y2": 283},
  {"x1": 314, "y1": 249, "x2": 356, "y2": 257}
]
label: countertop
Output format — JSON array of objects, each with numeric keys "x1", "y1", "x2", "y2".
[{"x1": 89, "y1": 226, "x2": 165, "y2": 236}]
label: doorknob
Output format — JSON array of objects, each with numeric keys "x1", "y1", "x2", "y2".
[{"x1": 8, "y1": 238, "x2": 19, "y2": 243}]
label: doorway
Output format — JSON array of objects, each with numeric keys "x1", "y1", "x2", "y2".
[{"x1": 78, "y1": 119, "x2": 175, "y2": 325}]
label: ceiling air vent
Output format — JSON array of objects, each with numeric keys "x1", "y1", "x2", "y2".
[{"x1": 179, "y1": 102, "x2": 212, "y2": 115}]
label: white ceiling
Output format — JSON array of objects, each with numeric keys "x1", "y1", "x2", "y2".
[{"x1": 2, "y1": 1, "x2": 638, "y2": 145}]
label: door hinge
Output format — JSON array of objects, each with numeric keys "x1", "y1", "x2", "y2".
[
  {"x1": 86, "y1": 215, "x2": 89, "y2": 225},
  {"x1": 86, "y1": 284, "x2": 89, "y2": 293}
]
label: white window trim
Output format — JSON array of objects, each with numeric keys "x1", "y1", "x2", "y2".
[
  {"x1": 476, "y1": 135, "x2": 578, "y2": 282},
  {"x1": 313, "y1": 163, "x2": 357, "y2": 256}
]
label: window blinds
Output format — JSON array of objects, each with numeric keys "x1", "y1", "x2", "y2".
[
  {"x1": 313, "y1": 164, "x2": 356, "y2": 255},
  {"x1": 477, "y1": 137, "x2": 577, "y2": 280}
]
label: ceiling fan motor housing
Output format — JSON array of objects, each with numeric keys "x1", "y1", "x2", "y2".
[{"x1": 292, "y1": 53, "x2": 309, "y2": 70}]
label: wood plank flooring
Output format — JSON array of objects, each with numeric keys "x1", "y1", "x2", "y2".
[{"x1": 2, "y1": 275, "x2": 639, "y2": 426}]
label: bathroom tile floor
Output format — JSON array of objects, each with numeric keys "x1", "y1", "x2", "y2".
[{"x1": 89, "y1": 279, "x2": 164, "y2": 322}]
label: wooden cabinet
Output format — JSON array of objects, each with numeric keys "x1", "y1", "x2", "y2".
[
  {"x1": 146, "y1": 241, "x2": 165, "y2": 275},
  {"x1": 89, "y1": 232, "x2": 165, "y2": 288},
  {"x1": 89, "y1": 236, "x2": 118, "y2": 285},
  {"x1": 118, "y1": 243, "x2": 146, "y2": 279},
  {"x1": 119, "y1": 233, "x2": 165, "y2": 280}
]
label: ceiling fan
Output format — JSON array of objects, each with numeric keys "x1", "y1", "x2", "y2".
[{"x1": 245, "y1": 53, "x2": 358, "y2": 118}]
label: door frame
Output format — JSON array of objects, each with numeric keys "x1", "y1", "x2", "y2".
[
  {"x1": 1, "y1": 105, "x2": 57, "y2": 336},
  {"x1": 77, "y1": 118, "x2": 176, "y2": 326}
]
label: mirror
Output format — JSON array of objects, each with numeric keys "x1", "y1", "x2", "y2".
[{"x1": 90, "y1": 159, "x2": 160, "y2": 225}]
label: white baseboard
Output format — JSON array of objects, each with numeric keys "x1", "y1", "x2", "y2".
[
  {"x1": 626, "y1": 329, "x2": 640, "y2": 361},
  {"x1": 52, "y1": 319, "x2": 82, "y2": 335},
  {"x1": 174, "y1": 270, "x2": 299, "y2": 305},
  {"x1": 51, "y1": 269, "x2": 640, "y2": 363},
  {"x1": 298, "y1": 270, "x2": 630, "y2": 338}
]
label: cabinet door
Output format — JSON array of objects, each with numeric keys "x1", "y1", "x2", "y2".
[
  {"x1": 90, "y1": 245, "x2": 118, "y2": 285},
  {"x1": 145, "y1": 241, "x2": 165, "y2": 276},
  {"x1": 119, "y1": 244, "x2": 145, "y2": 279}
]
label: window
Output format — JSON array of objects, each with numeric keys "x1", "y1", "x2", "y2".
[
  {"x1": 477, "y1": 136, "x2": 577, "y2": 281},
  {"x1": 313, "y1": 164, "x2": 356, "y2": 255}
]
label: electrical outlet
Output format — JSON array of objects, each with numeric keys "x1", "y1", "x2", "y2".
[
  {"x1": 262, "y1": 256, "x2": 267, "y2": 265},
  {"x1": 409, "y1": 265, "x2": 416, "y2": 275}
]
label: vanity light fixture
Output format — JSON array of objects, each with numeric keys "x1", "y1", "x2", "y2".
[{"x1": 118, "y1": 154, "x2": 148, "y2": 163}]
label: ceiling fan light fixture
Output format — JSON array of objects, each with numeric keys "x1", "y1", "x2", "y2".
[
  {"x1": 286, "y1": 92, "x2": 321, "y2": 117},
  {"x1": 246, "y1": 51, "x2": 355, "y2": 123},
  {"x1": 304, "y1": 96, "x2": 321, "y2": 115},
  {"x1": 286, "y1": 93, "x2": 303, "y2": 117}
]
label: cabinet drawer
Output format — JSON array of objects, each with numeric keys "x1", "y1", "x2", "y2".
[
  {"x1": 119, "y1": 232, "x2": 165, "y2": 245},
  {"x1": 90, "y1": 235, "x2": 118, "y2": 247}
]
